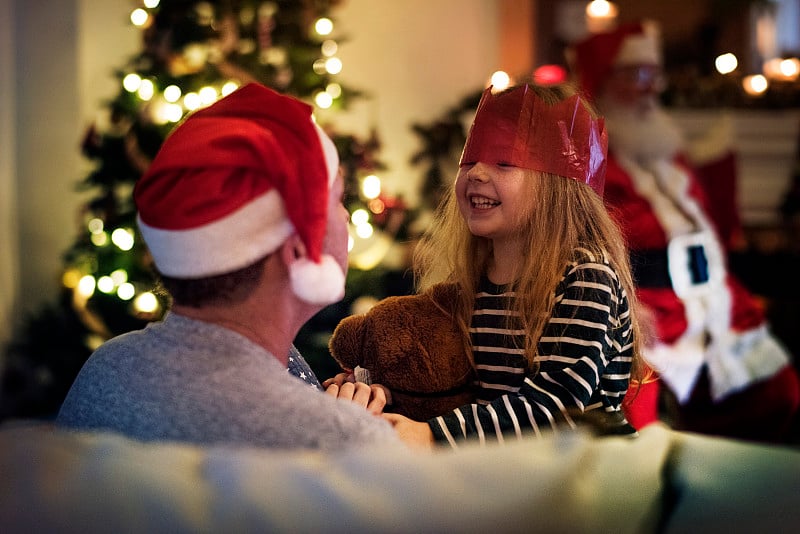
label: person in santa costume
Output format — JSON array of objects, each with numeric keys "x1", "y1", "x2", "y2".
[
  {"x1": 57, "y1": 83, "x2": 401, "y2": 450},
  {"x1": 569, "y1": 21, "x2": 800, "y2": 442}
]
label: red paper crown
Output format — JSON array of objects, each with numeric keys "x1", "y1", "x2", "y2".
[{"x1": 459, "y1": 85, "x2": 607, "y2": 196}]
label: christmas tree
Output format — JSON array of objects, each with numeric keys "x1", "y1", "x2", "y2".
[{"x1": 1, "y1": 0, "x2": 417, "y2": 420}]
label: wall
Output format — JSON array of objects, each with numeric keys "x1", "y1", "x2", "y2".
[
  {"x1": 330, "y1": 0, "x2": 500, "y2": 204},
  {"x1": 13, "y1": 0, "x2": 82, "y2": 322},
  {"x1": 9, "y1": 0, "x2": 138, "y2": 327},
  {"x1": 1, "y1": 0, "x2": 18, "y2": 347}
]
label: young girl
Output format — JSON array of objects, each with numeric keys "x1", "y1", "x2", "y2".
[{"x1": 382, "y1": 83, "x2": 646, "y2": 449}]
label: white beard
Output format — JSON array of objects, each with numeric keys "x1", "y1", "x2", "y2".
[{"x1": 600, "y1": 99, "x2": 685, "y2": 162}]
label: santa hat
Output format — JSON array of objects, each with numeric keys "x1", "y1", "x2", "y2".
[
  {"x1": 134, "y1": 83, "x2": 345, "y2": 305},
  {"x1": 569, "y1": 20, "x2": 662, "y2": 99}
]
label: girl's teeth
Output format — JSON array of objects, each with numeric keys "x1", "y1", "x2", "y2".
[{"x1": 472, "y1": 196, "x2": 498, "y2": 208}]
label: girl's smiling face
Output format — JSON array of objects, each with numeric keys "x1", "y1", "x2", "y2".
[{"x1": 454, "y1": 161, "x2": 532, "y2": 245}]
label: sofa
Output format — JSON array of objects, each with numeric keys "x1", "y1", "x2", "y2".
[{"x1": 1, "y1": 421, "x2": 798, "y2": 533}]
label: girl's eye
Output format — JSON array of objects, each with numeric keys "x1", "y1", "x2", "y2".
[{"x1": 497, "y1": 161, "x2": 514, "y2": 168}]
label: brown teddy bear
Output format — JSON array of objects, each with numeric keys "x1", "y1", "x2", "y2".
[{"x1": 329, "y1": 283, "x2": 476, "y2": 421}]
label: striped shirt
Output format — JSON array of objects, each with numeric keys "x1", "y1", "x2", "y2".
[{"x1": 430, "y1": 249, "x2": 637, "y2": 447}]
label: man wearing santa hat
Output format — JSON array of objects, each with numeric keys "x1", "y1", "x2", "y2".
[
  {"x1": 56, "y1": 83, "x2": 401, "y2": 450},
  {"x1": 570, "y1": 21, "x2": 799, "y2": 442}
]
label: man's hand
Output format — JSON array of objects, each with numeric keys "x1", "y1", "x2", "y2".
[
  {"x1": 324, "y1": 372, "x2": 392, "y2": 416},
  {"x1": 382, "y1": 413, "x2": 434, "y2": 451}
]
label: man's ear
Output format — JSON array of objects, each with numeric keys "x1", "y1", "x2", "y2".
[{"x1": 280, "y1": 233, "x2": 307, "y2": 267}]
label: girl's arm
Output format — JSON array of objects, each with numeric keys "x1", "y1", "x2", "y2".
[{"x1": 429, "y1": 260, "x2": 634, "y2": 447}]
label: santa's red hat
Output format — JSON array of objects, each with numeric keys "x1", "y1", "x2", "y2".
[
  {"x1": 134, "y1": 82, "x2": 345, "y2": 305},
  {"x1": 569, "y1": 20, "x2": 662, "y2": 99}
]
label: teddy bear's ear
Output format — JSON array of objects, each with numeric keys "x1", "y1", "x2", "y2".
[{"x1": 329, "y1": 314, "x2": 367, "y2": 369}]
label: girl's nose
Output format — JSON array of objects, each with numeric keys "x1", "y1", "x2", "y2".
[{"x1": 467, "y1": 162, "x2": 491, "y2": 182}]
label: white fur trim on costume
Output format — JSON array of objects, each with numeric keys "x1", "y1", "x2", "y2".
[
  {"x1": 705, "y1": 324, "x2": 791, "y2": 401},
  {"x1": 314, "y1": 124, "x2": 340, "y2": 186},
  {"x1": 645, "y1": 338, "x2": 706, "y2": 403},
  {"x1": 614, "y1": 22, "x2": 661, "y2": 66},
  {"x1": 684, "y1": 113, "x2": 735, "y2": 166},
  {"x1": 138, "y1": 190, "x2": 292, "y2": 278},
  {"x1": 666, "y1": 231, "x2": 725, "y2": 299},
  {"x1": 289, "y1": 254, "x2": 346, "y2": 305}
]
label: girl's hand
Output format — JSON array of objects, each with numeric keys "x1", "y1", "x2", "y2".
[
  {"x1": 322, "y1": 371, "x2": 355, "y2": 388},
  {"x1": 382, "y1": 413, "x2": 434, "y2": 451},
  {"x1": 324, "y1": 375, "x2": 392, "y2": 416}
]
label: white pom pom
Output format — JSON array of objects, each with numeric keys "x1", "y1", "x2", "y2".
[{"x1": 289, "y1": 254, "x2": 346, "y2": 305}]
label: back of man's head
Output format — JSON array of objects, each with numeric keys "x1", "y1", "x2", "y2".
[{"x1": 134, "y1": 83, "x2": 345, "y2": 305}]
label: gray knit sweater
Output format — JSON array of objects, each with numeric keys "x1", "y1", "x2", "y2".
[{"x1": 56, "y1": 313, "x2": 400, "y2": 451}]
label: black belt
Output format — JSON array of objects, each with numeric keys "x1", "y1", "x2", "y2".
[{"x1": 631, "y1": 246, "x2": 710, "y2": 289}]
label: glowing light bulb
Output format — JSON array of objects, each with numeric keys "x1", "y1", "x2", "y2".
[
  {"x1": 87, "y1": 218, "x2": 104, "y2": 234},
  {"x1": 117, "y1": 283, "x2": 135, "y2": 301},
  {"x1": 111, "y1": 228, "x2": 135, "y2": 251},
  {"x1": 780, "y1": 58, "x2": 800, "y2": 78},
  {"x1": 361, "y1": 175, "x2": 381, "y2": 199},
  {"x1": 86, "y1": 334, "x2": 105, "y2": 351},
  {"x1": 351, "y1": 209, "x2": 369, "y2": 226},
  {"x1": 347, "y1": 235, "x2": 355, "y2": 252},
  {"x1": 134, "y1": 292, "x2": 160, "y2": 313},
  {"x1": 123, "y1": 73, "x2": 142, "y2": 92},
  {"x1": 97, "y1": 276, "x2": 115, "y2": 294},
  {"x1": 315, "y1": 91, "x2": 333, "y2": 109},
  {"x1": 313, "y1": 59, "x2": 328, "y2": 75},
  {"x1": 715, "y1": 53, "x2": 738, "y2": 75},
  {"x1": 315, "y1": 18, "x2": 334, "y2": 36},
  {"x1": 184, "y1": 92, "x2": 201, "y2": 110},
  {"x1": 144, "y1": 0, "x2": 160, "y2": 8},
  {"x1": 533, "y1": 65, "x2": 567, "y2": 85},
  {"x1": 199, "y1": 86, "x2": 218, "y2": 106},
  {"x1": 321, "y1": 40, "x2": 338, "y2": 57},
  {"x1": 110, "y1": 269, "x2": 128, "y2": 285},
  {"x1": 62, "y1": 269, "x2": 81, "y2": 289},
  {"x1": 164, "y1": 103, "x2": 184, "y2": 123},
  {"x1": 743, "y1": 74, "x2": 768, "y2": 95},
  {"x1": 325, "y1": 57, "x2": 343, "y2": 75},
  {"x1": 163, "y1": 85, "x2": 182, "y2": 103},
  {"x1": 368, "y1": 198, "x2": 385, "y2": 214},
  {"x1": 91, "y1": 232, "x2": 108, "y2": 247},
  {"x1": 138, "y1": 79, "x2": 155, "y2": 101},
  {"x1": 222, "y1": 81, "x2": 239, "y2": 96},
  {"x1": 326, "y1": 83, "x2": 342, "y2": 98},
  {"x1": 586, "y1": 0, "x2": 616, "y2": 17},
  {"x1": 355, "y1": 222, "x2": 374, "y2": 239},
  {"x1": 585, "y1": 0, "x2": 618, "y2": 32},
  {"x1": 77, "y1": 275, "x2": 97, "y2": 298},
  {"x1": 131, "y1": 8, "x2": 149, "y2": 27},
  {"x1": 490, "y1": 71, "x2": 511, "y2": 91}
]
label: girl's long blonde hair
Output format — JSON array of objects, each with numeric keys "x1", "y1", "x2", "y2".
[{"x1": 413, "y1": 83, "x2": 646, "y2": 385}]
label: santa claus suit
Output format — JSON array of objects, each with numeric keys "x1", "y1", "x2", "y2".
[
  {"x1": 605, "y1": 151, "x2": 798, "y2": 438},
  {"x1": 572, "y1": 20, "x2": 799, "y2": 442}
]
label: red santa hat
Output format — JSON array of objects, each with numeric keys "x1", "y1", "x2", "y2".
[
  {"x1": 134, "y1": 82, "x2": 345, "y2": 305},
  {"x1": 569, "y1": 20, "x2": 662, "y2": 99}
]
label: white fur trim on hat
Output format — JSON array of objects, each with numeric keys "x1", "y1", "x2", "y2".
[
  {"x1": 314, "y1": 124, "x2": 340, "y2": 186},
  {"x1": 614, "y1": 22, "x2": 661, "y2": 66},
  {"x1": 138, "y1": 189, "x2": 291, "y2": 278},
  {"x1": 289, "y1": 254, "x2": 346, "y2": 305}
]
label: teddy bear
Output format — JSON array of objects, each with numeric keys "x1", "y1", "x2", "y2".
[{"x1": 328, "y1": 283, "x2": 476, "y2": 421}]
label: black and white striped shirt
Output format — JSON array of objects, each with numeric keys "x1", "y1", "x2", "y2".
[{"x1": 430, "y1": 249, "x2": 636, "y2": 447}]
